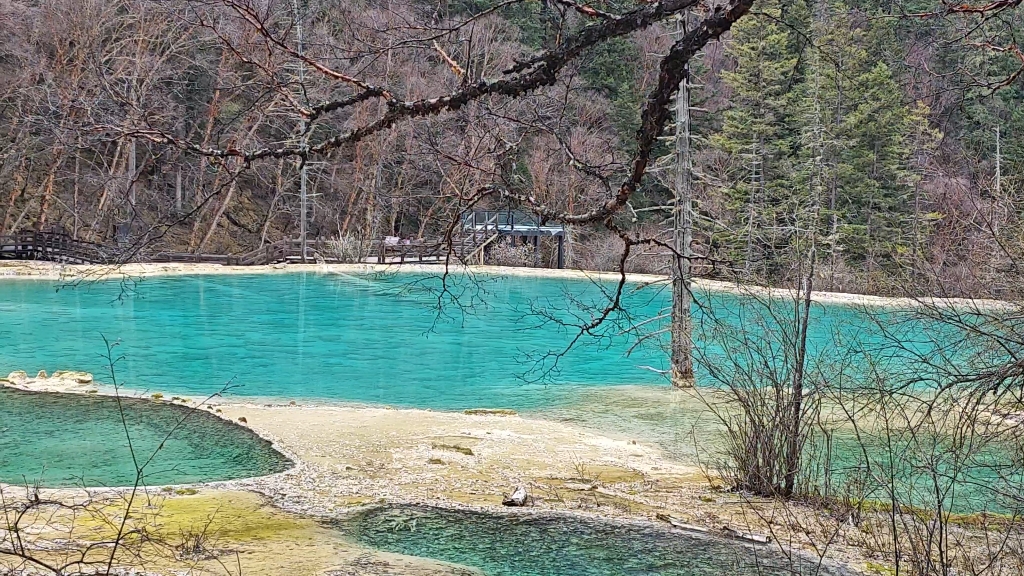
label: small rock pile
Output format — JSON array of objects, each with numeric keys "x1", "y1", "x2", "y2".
[{"x1": 1, "y1": 369, "x2": 96, "y2": 393}]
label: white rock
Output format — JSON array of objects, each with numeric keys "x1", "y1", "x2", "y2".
[
  {"x1": 5, "y1": 371, "x2": 28, "y2": 384},
  {"x1": 52, "y1": 370, "x2": 94, "y2": 384},
  {"x1": 502, "y1": 485, "x2": 529, "y2": 507}
]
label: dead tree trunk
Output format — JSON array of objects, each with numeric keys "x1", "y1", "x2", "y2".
[{"x1": 671, "y1": 13, "x2": 695, "y2": 388}]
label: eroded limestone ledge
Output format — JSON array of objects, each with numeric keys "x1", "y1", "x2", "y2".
[{"x1": 1, "y1": 369, "x2": 97, "y2": 393}]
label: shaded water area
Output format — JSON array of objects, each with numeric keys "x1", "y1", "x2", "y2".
[
  {"x1": 0, "y1": 387, "x2": 291, "y2": 487},
  {"x1": 337, "y1": 505, "x2": 849, "y2": 576}
]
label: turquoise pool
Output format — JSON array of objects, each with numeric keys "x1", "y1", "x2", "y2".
[
  {"x1": 0, "y1": 272, "x2": 897, "y2": 410},
  {"x1": 0, "y1": 387, "x2": 290, "y2": 487},
  {"x1": 339, "y1": 505, "x2": 850, "y2": 575},
  {"x1": 0, "y1": 271, "x2": 1002, "y2": 509}
]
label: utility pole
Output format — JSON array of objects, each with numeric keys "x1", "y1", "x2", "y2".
[
  {"x1": 294, "y1": 0, "x2": 309, "y2": 263},
  {"x1": 123, "y1": 76, "x2": 137, "y2": 243},
  {"x1": 996, "y1": 125, "x2": 1002, "y2": 198},
  {"x1": 176, "y1": 167, "x2": 183, "y2": 212},
  {"x1": 127, "y1": 78, "x2": 137, "y2": 209},
  {"x1": 671, "y1": 12, "x2": 695, "y2": 388}
]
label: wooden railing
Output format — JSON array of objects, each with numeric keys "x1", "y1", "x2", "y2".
[
  {"x1": 0, "y1": 230, "x2": 490, "y2": 267},
  {"x1": 0, "y1": 231, "x2": 110, "y2": 264},
  {"x1": 464, "y1": 232, "x2": 499, "y2": 264},
  {"x1": 149, "y1": 252, "x2": 239, "y2": 264},
  {"x1": 234, "y1": 238, "x2": 355, "y2": 265},
  {"x1": 376, "y1": 238, "x2": 446, "y2": 264}
]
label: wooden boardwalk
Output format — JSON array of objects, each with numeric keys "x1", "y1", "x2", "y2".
[
  {"x1": 0, "y1": 231, "x2": 110, "y2": 264},
  {"x1": 0, "y1": 232, "x2": 477, "y2": 267}
]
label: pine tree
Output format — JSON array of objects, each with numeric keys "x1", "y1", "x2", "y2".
[
  {"x1": 800, "y1": 1, "x2": 926, "y2": 275},
  {"x1": 711, "y1": 0, "x2": 800, "y2": 278},
  {"x1": 838, "y1": 61, "x2": 916, "y2": 268}
]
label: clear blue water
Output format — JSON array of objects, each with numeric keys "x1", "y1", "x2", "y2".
[
  {"x1": 0, "y1": 387, "x2": 290, "y2": 487},
  {"x1": 0, "y1": 272, "x2": 895, "y2": 410},
  {"x1": 339, "y1": 506, "x2": 849, "y2": 576},
  {"x1": 3, "y1": 271, "x2": 982, "y2": 503},
  {"x1": 0, "y1": 272, "x2": 997, "y2": 572}
]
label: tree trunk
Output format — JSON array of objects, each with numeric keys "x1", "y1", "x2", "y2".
[
  {"x1": 73, "y1": 148, "x2": 81, "y2": 238},
  {"x1": 88, "y1": 142, "x2": 125, "y2": 242},
  {"x1": 260, "y1": 158, "x2": 287, "y2": 247},
  {"x1": 2, "y1": 161, "x2": 27, "y2": 234},
  {"x1": 198, "y1": 173, "x2": 237, "y2": 253},
  {"x1": 34, "y1": 148, "x2": 64, "y2": 231},
  {"x1": 783, "y1": 58, "x2": 823, "y2": 495},
  {"x1": 670, "y1": 12, "x2": 695, "y2": 388},
  {"x1": 783, "y1": 244, "x2": 814, "y2": 496}
]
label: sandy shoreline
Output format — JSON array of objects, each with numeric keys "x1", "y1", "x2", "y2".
[{"x1": 0, "y1": 259, "x2": 1008, "y2": 310}]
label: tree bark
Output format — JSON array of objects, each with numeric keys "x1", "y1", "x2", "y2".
[
  {"x1": 671, "y1": 12, "x2": 695, "y2": 388},
  {"x1": 783, "y1": 250, "x2": 814, "y2": 496},
  {"x1": 2, "y1": 161, "x2": 27, "y2": 234}
]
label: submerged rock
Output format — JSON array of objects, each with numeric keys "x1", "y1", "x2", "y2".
[{"x1": 502, "y1": 485, "x2": 529, "y2": 507}]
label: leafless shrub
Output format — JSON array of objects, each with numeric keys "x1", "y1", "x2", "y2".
[
  {"x1": 688, "y1": 277, "x2": 1024, "y2": 574},
  {"x1": 693, "y1": 288, "x2": 823, "y2": 498},
  {"x1": 488, "y1": 243, "x2": 534, "y2": 267},
  {"x1": 324, "y1": 235, "x2": 369, "y2": 264},
  {"x1": 173, "y1": 514, "x2": 220, "y2": 561}
]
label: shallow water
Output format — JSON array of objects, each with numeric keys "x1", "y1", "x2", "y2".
[
  {"x1": 0, "y1": 272, "x2": 902, "y2": 410},
  {"x1": 338, "y1": 505, "x2": 848, "y2": 576},
  {"x1": 0, "y1": 387, "x2": 290, "y2": 487},
  {"x1": 532, "y1": 385, "x2": 727, "y2": 462}
]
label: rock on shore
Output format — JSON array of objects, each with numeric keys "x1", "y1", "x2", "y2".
[{"x1": 1, "y1": 370, "x2": 96, "y2": 393}]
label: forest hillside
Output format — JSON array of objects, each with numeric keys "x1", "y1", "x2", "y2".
[{"x1": 0, "y1": 0, "x2": 1020, "y2": 295}]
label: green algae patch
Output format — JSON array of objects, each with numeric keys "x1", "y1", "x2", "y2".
[
  {"x1": 150, "y1": 491, "x2": 313, "y2": 542},
  {"x1": 582, "y1": 464, "x2": 644, "y2": 484},
  {"x1": 46, "y1": 490, "x2": 374, "y2": 576},
  {"x1": 865, "y1": 562, "x2": 897, "y2": 575},
  {"x1": 463, "y1": 409, "x2": 517, "y2": 416},
  {"x1": 65, "y1": 491, "x2": 312, "y2": 545},
  {"x1": 947, "y1": 510, "x2": 1017, "y2": 529}
]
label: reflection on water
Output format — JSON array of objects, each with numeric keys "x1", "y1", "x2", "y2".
[
  {"x1": 0, "y1": 387, "x2": 291, "y2": 487},
  {"x1": 338, "y1": 505, "x2": 849, "y2": 576}
]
